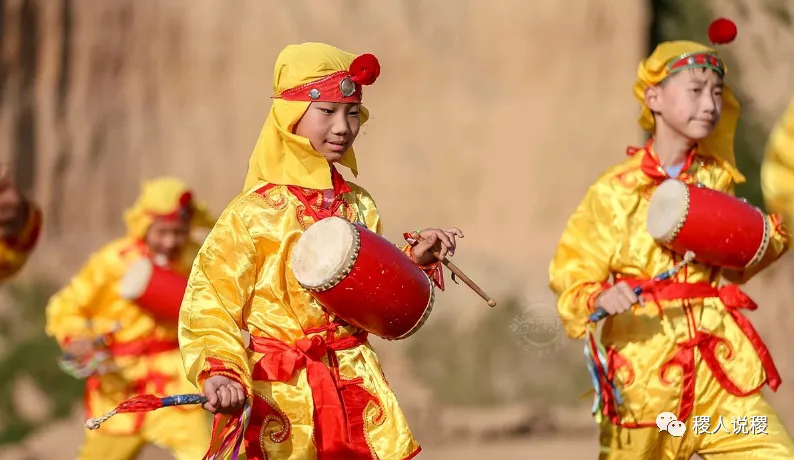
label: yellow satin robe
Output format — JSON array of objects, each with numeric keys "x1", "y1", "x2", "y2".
[
  {"x1": 0, "y1": 200, "x2": 42, "y2": 281},
  {"x1": 45, "y1": 236, "x2": 210, "y2": 459},
  {"x1": 179, "y1": 181, "x2": 421, "y2": 460},
  {"x1": 762, "y1": 97, "x2": 794, "y2": 231},
  {"x1": 550, "y1": 147, "x2": 794, "y2": 458}
]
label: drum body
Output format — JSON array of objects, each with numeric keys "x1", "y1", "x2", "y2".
[
  {"x1": 646, "y1": 179, "x2": 770, "y2": 269},
  {"x1": 119, "y1": 258, "x2": 188, "y2": 323},
  {"x1": 291, "y1": 216, "x2": 434, "y2": 341}
]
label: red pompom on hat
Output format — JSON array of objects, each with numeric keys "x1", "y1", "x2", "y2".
[
  {"x1": 708, "y1": 18, "x2": 737, "y2": 45},
  {"x1": 179, "y1": 191, "x2": 193, "y2": 207},
  {"x1": 349, "y1": 53, "x2": 380, "y2": 85}
]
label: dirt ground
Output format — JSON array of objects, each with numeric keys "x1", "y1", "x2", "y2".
[
  {"x1": 418, "y1": 437, "x2": 597, "y2": 459},
  {"x1": 133, "y1": 436, "x2": 599, "y2": 459}
]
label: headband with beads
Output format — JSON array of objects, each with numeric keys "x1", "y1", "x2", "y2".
[
  {"x1": 666, "y1": 18, "x2": 738, "y2": 77},
  {"x1": 275, "y1": 53, "x2": 381, "y2": 104}
]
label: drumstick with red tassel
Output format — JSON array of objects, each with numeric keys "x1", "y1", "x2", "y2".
[
  {"x1": 86, "y1": 394, "x2": 208, "y2": 429},
  {"x1": 405, "y1": 231, "x2": 497, "y2": 308},
  {"x1": 588, "y1": 251, "x2": 696, "y2": 323},
  {"x1": 87, "y1": 392, "x2": 251, "y2": 459}
]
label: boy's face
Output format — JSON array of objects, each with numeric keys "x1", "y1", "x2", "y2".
[
  {"x1": 145, "y1": 217, "x2": 190, "y2": 263},
  {"x1": 294, "y1": 102, "x2": 361, "y2": 163},
  {"x1": 646, "y1": 68, "x2": 724, "y2": 141}
]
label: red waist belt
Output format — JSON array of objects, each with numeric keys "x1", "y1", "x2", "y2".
[
  {"x1": 613, "y1": 278, "x2": 780, "y2": 424},
  {"x1": 248, "y1": 328, "x2": 368, "y2": 458}
]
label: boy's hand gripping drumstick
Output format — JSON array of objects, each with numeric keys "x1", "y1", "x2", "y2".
[
  {"x1": 406, "y1": 231, "x2": 497, "y2": 307},
  {"x1": 588, "y1": 251, "x2": 695, "y2": 323}
]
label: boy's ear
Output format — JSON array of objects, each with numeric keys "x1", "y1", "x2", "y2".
[{"x1": 645, "y1": 85, "x2": 662, "y2": 113}]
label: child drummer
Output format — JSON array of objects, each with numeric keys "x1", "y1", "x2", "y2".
[
  {"x1": 45, "y1": 177, "x2": 215, "y2": 460},
  {"x1": 0, "y1": 163, "x2": 42, "y2": 281},
  {"x1": 178, "y1": 42, "x2": 463, "y2": 460},
  {"x1": 549, "y1": 19, "x2": 794, "y2": 459},
  {"x1": 761, "y1": 96, "x2": 794, "y2": 230}
]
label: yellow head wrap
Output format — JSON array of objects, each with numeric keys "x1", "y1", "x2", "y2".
[
  {"x1": 634, "y1": 40, "x2": 745, "y2": 183},
  {"x1": 123, "y1": 177, "x2": 215, "y2": 239},
  {"x1": 761, "y1": 97, "x2": 794, "y2": 227},
  {"x1": 243, "y1": 43, "x2": 372, "y2": 192}
]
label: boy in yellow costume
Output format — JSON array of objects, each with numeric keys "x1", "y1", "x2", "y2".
[
  {"x1": 0, "y1": 164, "x2": 42, "y2": 281},
  {"x1": 178, "y1": 42, "x2": 463, "y2": 460},
  {"x1": 46, "y1": 177, "x2": 214, "y2": 460},
  {"x1": 549, "y1": 19, "x2": 794, "y2": 459},
  {"x1": 761, "y1": 96, "x2": 794, "y2": 230}
]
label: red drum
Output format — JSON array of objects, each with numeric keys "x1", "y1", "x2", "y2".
[
  {"x1": 646, "y1": 179, "x2": 771, "y2": 269},
  {"x1": 119, "y1": 258, "x2": 188, "y2": 323},
  {"x1": 290, "y1": 216, "x2": 434, "y2": 341}
]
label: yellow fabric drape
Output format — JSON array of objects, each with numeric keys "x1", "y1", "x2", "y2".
[
  {"x1": 634, "y1": 40, "x2": 745, "y2": 183},
  {"x1": 123, "y1": 177, "x2": 215, "y2": 239},
  {"x1": 242, "y1": 43, "x2": 370, "y2": 192},
  {"x1": 761, "y1": 97, "x2": 794, "y2": 231}
]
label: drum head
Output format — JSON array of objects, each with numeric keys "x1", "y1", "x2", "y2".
[
  {"x1": 119, "y1": 258, "x2": 154, "y2": 300},
  {"x1": 647, "y1": 179, "x2": 690, "y2": 242},
  {"x1": 291, "y1": 216, "x2": 359, "y2": 290}
]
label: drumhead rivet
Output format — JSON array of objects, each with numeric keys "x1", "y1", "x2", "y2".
[{"x1": 309, "y1": 88, "x2": 321, "y2": 100}]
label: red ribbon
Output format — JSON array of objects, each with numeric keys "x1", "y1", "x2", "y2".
[
  {"x1": 615, "y1": 278, "x2": 781, "y2": 423},
  {"x1": 249, "y1": 332, "x2": 367, "y2": 460}
]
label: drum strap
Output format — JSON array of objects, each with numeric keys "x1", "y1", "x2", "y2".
[{"x1": 287, "y1": 185, "x2": 345, "y2": 223}]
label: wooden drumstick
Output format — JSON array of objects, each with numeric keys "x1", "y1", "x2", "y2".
[
  {"x1": 431, "y1": 250, "x2": 497, "y2": 307},
  {"x1": 407, "y1": 231, "x2": 497, "y2": 307}
]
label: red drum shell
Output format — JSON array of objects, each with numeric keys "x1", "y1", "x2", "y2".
[
  {"x1": 646, "y1": 180, "x2": 770, "y2": 269},
  {"x1": 119, "y1": 258, "x2": 188, "y2": 323},
  {"x1": 291, "y1": 216, "x2": 434, "y2": 341}
]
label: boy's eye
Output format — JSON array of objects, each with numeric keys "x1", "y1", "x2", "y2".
[
  {"x1": 691, "y1": 88, "x2": 702, "y2": 94},
  {"x1": 321, "y1": 108, "x2": 334, "y2": 114},
  {"x1": 349, "y1": 111, "x2": 359, "y2": 117}
]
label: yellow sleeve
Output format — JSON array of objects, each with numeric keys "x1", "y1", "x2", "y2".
[
  {"x1": 45, "y1": 248, "x2": 113, "y2": 346},
  {"x1": 761, "y1": 97, "x2": 794, "y2": 230},
  {"x1": 178, "y1": 197, "x2": 261, "y2": 392},
  {"x1": 549, "y1": 181, "x2": 616, "y2": 339}
]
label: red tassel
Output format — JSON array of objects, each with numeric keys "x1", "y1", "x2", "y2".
[
  {"x1": 349, "y1": 54, "x2": 380, "y2": 85},
  {"x1": 708, "y1": 18, "x2": 737, "y2": 45},
  {"x1": 114, "y1": 394, "x2": 164, "y2": 414}
]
